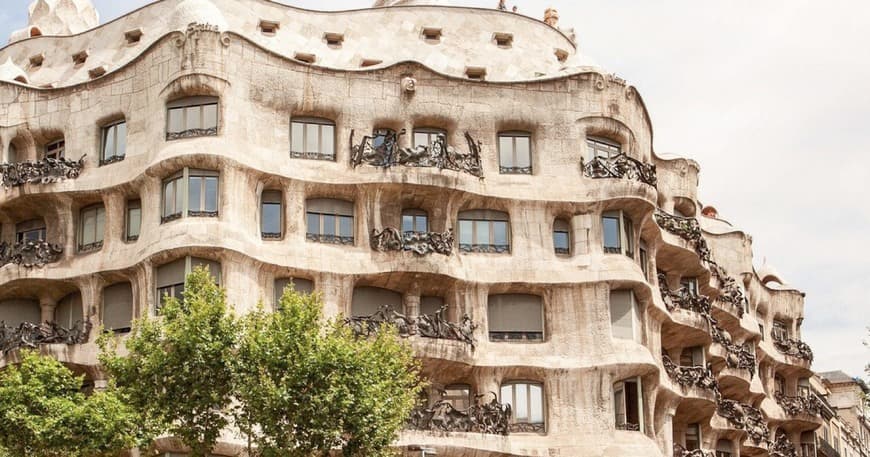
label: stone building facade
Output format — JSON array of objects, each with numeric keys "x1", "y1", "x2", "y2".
[{"x1": 0, "y1": 0, "x2": 823, "y2": 455}]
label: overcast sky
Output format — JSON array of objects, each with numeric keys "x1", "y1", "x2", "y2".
[{"x1": 2, "y1": 0, "x2": 867, "y2": 379}]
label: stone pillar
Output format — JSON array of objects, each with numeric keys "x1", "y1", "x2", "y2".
[
  {"x1": 39, "y1": 298, "x2": 56, "y2": 323},
  {"x1": 404, "y1": 288, "x2": 421, "y2": 317},
  {"x1": 571, "y1": 213, "x2": 592, "y2": 255}
]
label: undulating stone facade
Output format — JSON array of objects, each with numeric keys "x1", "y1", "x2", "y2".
[{"x1": 0, "y1": 1, "x2": 822, "y2": 456}]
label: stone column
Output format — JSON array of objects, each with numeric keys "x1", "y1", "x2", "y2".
[{"x1": 39, "y1": 298, "x2": 56, "y2": 323}]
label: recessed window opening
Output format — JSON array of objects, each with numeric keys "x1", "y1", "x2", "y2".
[
  {"x1": 361, "y1": 58, "x2": 382, "y2": 67},
  {"x1": 554, "y1": 48, "x2": 569, "y2": 63},
  {"x1": 294, "y1": 52, "x2": 316, "y2": 64},
  {"x1": 274, "y1": 277, "x2": 314, "y2": 307},
  {"x1": 685, "y1": 423, "x2": 701, "y2": 450},
  {"x1": 126, "y1": 199, "x2": 141, "y2": 242},
  {"x1": 44, "y1": 139, "x2": 65, "y2": 160},
  {"x1": 166, "y1": 96, "x2": 219, "y2": 140},
  {"x1": 72, "y1": 50, "x2": 88, "y2": 66},
  {"x1": 457, "y1": 209, "x2": 510, "y2": 254},
  {"x1": 324, "y1": 32, "x2": 344, "y2": 47},
  {"x1": 291, "y1": 117, "x2": 336, "y2": 161},
  {"x1": 610, "y1": 290, "x2": 641, "y2": 342},
  {"x1": 102, "y1": 282, "x2": 133, "y2": 334},
  {"x1": 402, "y1": 209, "x2": 429, "y2": 234},
  {"x1": 259, "y1": 20, "x2": 279, "y2": 35},
  {"x1": 443, "y1": 384, "x2": 472, "y2": 410},
  {"x1": 465, "y1": 66, "x2": 486, "y2": 80},
  {"x1": 100, "y1": 120, "x2": 127, "y2": 165},
  {"x1": 413, "y1": 127, "x2": 447, "y2": 149},
  {"x1": 16, "y1": 219, "x2": 46, "y2": 243},
  {"x1": 587, "y1": 137, "x2": 622, "y2": 160},
  {"x1": 29, "y1": 53, "x2": 44, "y2": 69},
  {"x1": 498, "y1": 131, "x2": 532, "y2": 174},
  {"x1": 261, "y1": 190, "x2": 283, "y2": 239},
  {"x1": 553, "y1": 219, "x2": 570, "y2": 255},
  {"x1": 124, "y1": 28, "x2": 143, "y2": 45},
  {"x1": 306, "y1": 198, "x2": 354, "y2": 245},
  {"x1": 602, "y1": 210, "x2": 634, "y2": 258},
  {"x1": 88, "y1": 66, "x2": 107, "y2": 79},
  {"x1": 488, "y1": 294, "x2": 544, "y2": 342},
  {"x1": 422, "y1": 27, "x2": 442, "y2": 42},
  {"x1": 78, "y1": 204, "x2": 106, "y2": 252},
  {"x1": 155, "y1": 257, "x2": 221, "y2": 311},
  {"x1": 161, "y1": 168, "x2": 220, "y2": 223},
  {"x1": 613, "y1": 378, "x2": 643, "y2": 432},
  {"x1": 493, "y1": 32, "x2": 514, "y2": 48},
  {"x1": 500, "y1": 381, "x2": 545, "y2": 432},
  {"x1": 350, "y1": 286, "x2": 401, "y2": 317},
  {"x1": 680, "y1": 277, "x2": 699, "y2": 296}
]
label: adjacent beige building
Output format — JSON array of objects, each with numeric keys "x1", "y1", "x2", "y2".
[{"x1": 0, "y1": 0, "x2": 827, "y2": 455}]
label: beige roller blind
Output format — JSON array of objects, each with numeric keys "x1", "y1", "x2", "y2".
[
  {"x1": 487, "y1": 294, "x2": 543, "y2": 333},
  {"x1": 55, "y1": 292, "x2": 83, "y2": 328},
  {"x1": 420, "y1": 296, "x2": 444, "y2": 316},
  {"x1": 274, "y1": 278, "x2": 314, "y2": 305},
  {"x1": 102, "y1": 282, "x2": 133, "y2": 331},
  {"x1": 351, "y1": 286, "x2": 402, "y2": 317},
  {"x1": 156, "y1": 258, "x2": 186, "y2": 288},
  {"x1": 610, "y1": 290, "x2": 635, "y2": 340},
  {"x1": 307, "y1": 198, "x2": 353, "y2": 216},
  {"x1": 458, "y1": 209, "x2": 509, "y2": 221},
  {"x1": 0, "y1": 298, "x2": 40, "y2": 326},
  {"x1": 190, "y1": 257, "x2": 221, "y2": 285}
]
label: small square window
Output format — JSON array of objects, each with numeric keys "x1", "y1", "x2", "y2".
[
  {"x1": 422, "y1": 27, "x2": 442, "y2": 42},
  {"x1": 88, "y1": 66, "x2": 107, "y2": 79},
  {"x1": 259, "y1": 20, "x2": 280, "y2": 36},
  {"x1": 324, "y1": 32, "x2": 344, "y2": 47},
  {"x1": 554, "y1": 49, "x2": 569, "y2": 63},
  {"x1": 124, "y1": 28, "x2": 143, "y2": 45},
  {"x1": 72, "y1": 50, "x2": 89, "y2": 66},
  {"x1": 29, "y1": 53, "x2": 44, "y2": 69},
  {"x1": 360, "y1": 58, "x2": 382, "y2": 67},
  {"x1": 493, "y1": 32, "x2": 513, "y2": 48},
  {"x1": 465, "y1": 67, "x2": 487, "y2": 80},
  {"x1": 294, "y1": 52, "x2": 316, "y2": 64}
]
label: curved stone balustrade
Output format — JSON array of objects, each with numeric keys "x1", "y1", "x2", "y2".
[
  {"x1": 716, "y1": 398, "x2": 769, "y2": 444},
  {"x1": 581, "y1": 153, "x2": 657, "y2": 187},
  {"x1": 772, "y1": 336, "x2": 814, "y2": 362},
  {"x1": 774, "y1": 392, "x2": 822, "y2": 416},
  {"x1": 0, "y1": 240, "x2": 64, "y2": 268},
  {"x1": 351, "y1": 130, "x2": 484, "y2": 178},
  {"x1": 0, "y1": 156, "x2": 86, "y2": 189},
  {"x1": 406, "y1": 392, "x2": 512, "y2": 435},
  {"x1": 662, "y1": 354, "x2": 720, "y2": 397},
  {"x1": 657, "y1": 273, "x2": 712, "y2": 315},
  {"x1": 0, "y1": 320, "x2": 92, "y2": 354},
  {"x1": 345, "y1": 305, "x2": 477, "y2": 348},
  {"x1": 769, "y1": 430, "x2": 798, "y2": 457},
  {"x1": 673, "y1": 444, "x2": 714, "y2": 457},
  {"x1": 370, "y1": 227, "x2": 454, "y2": 256}
]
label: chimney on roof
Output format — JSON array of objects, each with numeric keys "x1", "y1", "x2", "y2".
[{"x1": 544, "y1": 8, "x2": 559, "y2": 27}]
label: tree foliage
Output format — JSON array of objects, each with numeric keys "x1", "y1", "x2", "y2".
[
  {"x1": 234, "y1": 285, "x2": 423, "y2": 457},
  {"x1": 0, "y1": 351, "x2": 144, "y2": 457},
  {"x1": 99, "y1": 266, "x2": 237, "y2": 457}
]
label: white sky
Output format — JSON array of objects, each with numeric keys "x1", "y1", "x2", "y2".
[{"x1": 2, "y1": 0, "x2": 868, "y2": 379}]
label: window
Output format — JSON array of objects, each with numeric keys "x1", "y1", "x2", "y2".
[
  {"x1": 685, "y1": 423, "x2": 701, "y2": 450},
  {"x1": 774, "y1": 374, "x2": 786, "y2": 396},
  {"x1": 680, "y1": 346, "x2": 704, "y2": 366},
  {"x1": 102, "y1": 282, "x2": 133, "y2": 333},
  {"x1": 351, "y1": 286, "x2": 402, "y2": 317},
  {"x1": 78, "y1": 204, "x2": 106, "y2": 252},
  {"x1": 602, "y1": 211, "x2": 634, "y2": 257},
  {"x1": 7, "y1": 143, "x2": 18, "y2": 163},
  {"x1": 294, "y1": 52, "x2": 316, "y2": 64},
  {"x1": 261, "y1": 190, "x2": 283, "y2": 239},
  {"x1": 402, "y1": 209, "x2": 429, "y2": 234},
  {"x1": 772, "y1": 319, "x2": 789, "y2": 341},
  {"x1": 259, "y1": 20, "x2": 279, "y2": 35},
  {"x1": 44, "y1": 139, "x2": 64, "y2": 160},
  {"x1": 421, "y1": 27, "x2": 442, "y2": 42},
  {"x1": 126, "y1": 199, "x2": 141, "y2": 241},
  {"x1": 274, "y1": 278, "x2": 314, "y2": 307},
  {"x1": 798, "y1": 378, "x2": 811, "y2": 398},
  {"x1": 587, "y1": 137, "x2": 621, "y2": 160},
  {"x1": 610, "y1": 290, "x2": 640, "y2": 341},
  {"x1": 715, "y1": 439, "x2": 733, "y2": 457},
  {"x1": 457, "y1": 209, "x2": 510, "y2": 254},
  {"x1": 16, "y1": 219, "x2": 46, "y2": 243},
  {"x1": 498, "y1": 132, "x2": 532, "y2": 174},
  {"x1": 800, "y1": 432, "x2": 816, "y2": 457},
  {"x1": 124, "y1": 28, "x2": 143, "y2": 44},
  {"x1": 0, "y1": 298, "x2": 40, "y2": 327},
  {"x1": 324, "y1": 32, "x2": 344, "y2": 46},
  {"x1": 420, "y1": 296, "x2": 444, "y2": 316},
  {"x1": 413, "y1": 128, "x2": 446, "y2": 149},
  {"x1": 493, "y1": 32, "x2": 513, "y2": 47},
  {"x1": 465, "y1": 66, "x2": 487, "y2": 80},
  {"x1": 155, "y1": 257, "x2": 221, "y2": 311},
  {"x1": 72, "y1": 50, "x2": 88, "y2": 65},
  {"x1": 166, "y1": 96, "x2": 218, "y2": 140},
  {"x1": 681, "y1": 277, "x2": 699, "y2": 295},
  {"x1": 553, "y1": 219, "x2": 570, "y2": 254},
  {"x1": 306, "y1": 198, "x2": 354, "y2": 245},
  {"x1": 100, "y1": 120, "x2": 127, "y2": 165},
  {"x1": 488, "y1": 294, "x2": 543, "y2": 342},
  {"x1": 442, "y1": 384, "x2": 471, "y2": 410},
  {"x1": 613, "y1": 378, "x2": 642, "y2": 432},
  {"x1": 290, "y1": 117, "x2": 335, "y2": 160},
  {"x1": 161, "y1": 169, "x2": 220, "y2": 222},
  {"x1": 500, "y1": 382, "x2": 544, "y2": 432},
  {"x1": 55, "y1": 292, "x2": 83, "y2": 328},
  {"x1": 639, "y1": 241, "x2": 649, "y2": 279}
]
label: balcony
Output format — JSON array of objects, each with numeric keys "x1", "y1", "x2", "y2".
[
  {"x1": 658, "y1": 273, "x2": 712, "y2": 315},
  {"x1": 0, "y1": 239, "x2": 63, "y2": 268},
  {"x1": 662, "y1": 354, "x2": 720, "y2": 396},
  {"x1": 769, "y1": 430, "x2": 799, "y2": 457},
  {"x1": 717, "y1": 398, "x2": 769, "y2": 445},
  {"x1": 710, "y1": 320, "x2": 756, "y2": 376},
  {"x1": 673, "y1": 444, "x2": 714, "y2": 457},
  {"x1": 0, "y1": 156, "x2": 85, "y2": 189},
  {"x1": 0, "y1": 320, "x2": 92, "y2": 354},
  {"x1": 345, "y1": 305, "x2": 477, "y2": 348},
  {"x1": 165, "y1": 126, "x2": 217, "y2": 141},
  {"x1": 772, "y1": 335, "x2": 814, "y2": 362},
  {"x1": 775, "y1": 392, "x2": 823, "y2": 416},
  {"x1": 370, "y1": 227, "x2": 454, "y2": 256},
  {"x1": 817, "y1": 438, "x2": 840, "y2": 457},
  {"x1": 406, "y1": 392, "x2": 511, "y2": 435},
  {"x1": 350, "y1": 130, "x2": 484, "y2": 178},
  {"x1": 581, "y1": 152, "x2": 657, "y2": 187}
]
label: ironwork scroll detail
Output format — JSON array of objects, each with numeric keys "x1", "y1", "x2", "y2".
[
  {"x1": 306, "y1": 233, "x2": 354, "y2": 245},
  {"x1": 662, "y1": 354, "x2": 720, "y2": 396},
  {"x1": 0, "y1": 320, "x2": 92, "y2": 354},
  {"x1": 769, "y1": 430, "x2": 799, "y2": 457},
  {"x1": 350, "y1": 130, "x2": 484, "y2": 178},
  {"x1": 658, "y1": 273, "x2": 712, "y2": 315},
  {"x1": 406, "y1": 392, "x2": 512, "y2": 435},
  {"x1": 370, "y1": 227, "x2": 454, "y2": 256},
  {"x1": 717, "y1": 398, "x2": 769, "y2": 444},
  {"x1": 346, "y1": 305, "x2": 477, "y2": 348},
  {"x1": 165, "y1": 127, "x2": 218, "y2": 141},
  {"x1": 710, "y1": 320, "x2": 756, "y2": 376},
  {"x1": 616, "y1": 422, "x2": 640, "y2": 431},
  {"x1": 1, "y1": 156, "x2": 86, "y2": 189},
  {"x1": 581, "y1": 153, "x2": 657, "y2": 187},
  {"x1": 673, "y1": 444, "x2": 714, "y2": 457},
  {"x1": 0, "y1": 240, "x2": 63, "y2": 268},
  {"x1": 775, "y1": 392, "x2": 822, "y2": 416},
  {"x1": 772, "y1": 336, "x2": 814, "y2": 362}
]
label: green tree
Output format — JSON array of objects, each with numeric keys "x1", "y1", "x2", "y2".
[
  {"x1": 0, "y1": 351, "x2": 144, "y2": 457},
  {"x1": 234, "y1": 285, "x2": 423, "y2": 457},
  {"x1": 99, "y1": 266, "x2": 237, "y2": 457}
]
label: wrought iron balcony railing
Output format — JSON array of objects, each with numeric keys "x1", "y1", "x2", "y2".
[
  {"x1": 345, "y1": 305, "x2": 477, "y2": 348},
  {"x1": 370, "y1": 227, "x2": 454, "y2": 256},
  {"x1": 710, "y1": 321, "x2": 756, "y2": 376},
  {"x1": 658, "y1": 273, "x2": 713, "y2": 315},
  {"x1": 406, "y1": 392, "x2": 512, "y2": 435},
  {"x1": 662, "y1": 354, "x2": 720, "y2": 396},
  {"x1": 459, "y1": 243, "x2": 510, "y2": 254},
  {"x1": 673, "y1": 444, "x2": 715, "y2": 457},
  {"x1": 350, "y1": 130, "x2": 484, "y2": 178},
  {"x1": 0, "y1": 156, "x2": 86, "y2": 188},
  {"x1": 772, "y1": 335, "x2": 814, "y2": 362},
  {"x1": 817, "y1": 437, "x2": 840, "y2": 457},
  {"x1": 581, "y1": 153, "x2": 657, "y2": 187},
  {"x1": 616, "y1": 422, "x2": 640, "y2": 431},
  {"x1": 165, "y1": 126, "x2": 217, "y2": 141},
  {"x1": 306, "y1": 233, "x2": 354, "y2": 245},
  {"x1": 0, "y1": 240, "x2": 63, "y2": 268},
  {"x1": 0, "y1": 320, "x2": 92, "y2": 354},
  {"x1": 769, "y1": 430, "x2": 799, "y2": 457},
  {"x1": 775, "y1": 391, "x2": 823, "y2": 416},
  {"x1": 717, "y1": 398, "x2": 769, "y2": 445}
]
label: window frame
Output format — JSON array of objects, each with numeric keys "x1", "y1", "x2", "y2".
[
  {"x1": 261, "y1": 190, "x2": 284, "y2": 240},
  {"x1": 602, "y1": 210, "x2": 634, "y2": 258},
  {"x1": 639, "y1": 240, "x2": 650, "y2": 280},
  {"x1": 499, "y1": 381, "x2": 546, "y2": 433},
  {"x1": 457, "y1": 209, "x2": 511, "y2": 254},
  {"x1": 290, "y1": 117, "x2": 336, "y2": 161},
  {"x1": 125, "y1": 199, "x2": 141, "y2": 242},
  {"x1": 15, "y1": 219, "x2": 46, "y2": 243},
  {"x1": 610, "y1": 289, "x2": 641, "y2": 342},
  {"x1": 101, "y1": 282, "x2": 133, "y2": 334},
  {"x1": 497, "y1": 131, "x2": 532, "y2": 174},
  {"x1": 165, "y1": 96, "x2": 219, "y2": 140},
  {"x1": 187, "y1": 169, "x2": 220, "y2": 217},
  {"x1": 161, "y1": 168, "x2": 220, "y2": 223},
  {"x1": 685, "y1": 422, "x2": 701, "y2": 451},
  {"x1": 100, "y1": 120, "x2": 127, "y2": 165},
  {"x1": 401, "y1": 208, "x2": 429, "y2": 234},
  {"x1": 487, "y1": 293, "x2": 545, "y2": 343},
  {"x1": 44, "y1": 139, "x2": 65, "y2": 160},
  {"x1": 553, "y1": 218, "x2": 570, "y2": 255},
  {"x1": 613, "y1": 377, "x2": 643, "y2": 432},
  {"x1": 587, "y1": 136, "x2": 621, "y2": 160},
  {"x1": 413, "y1": 127, "x2": 447, "y2": 149},
  {"x1": 305, "y1": 198, "x2": 355, "y2": 245},
  {"x1": 442, "y1": 384, "x2": 472, "y2": 411},
  {"x1": 78, "y1": 203, "x2": 106, "y2": 253},
  {"x1": 772, "y1": 319, "x2": 789, "y2": 341}
]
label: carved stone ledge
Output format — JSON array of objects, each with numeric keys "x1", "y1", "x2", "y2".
[
  {"x1": 716, "y1": 398, "x2": 769, "y2": 444},
  {"x1": 772, "y1": 336, "x2": 814, "y2": 362},
  {"x1": 0, "y1": 156, "x2": 86, "y2": 188},
  {"x1": 0, "y1": 240, "x2": 63, "y2": 268},
  {"x1": 459, "y1": 243, "x2": 510, "y2": 254},
  {"x1": 370, "y1": 227, "x2": 454, "y2": 256},
  {"x1": 165, "y1": 127, "x2": 217, "y2": 141},
  {"x1": 351, "y1": 130, "x2": 484, "y2": 178},
  {"x1": 0, "y1": 320, "x2": 92, "y2": 354},
  {"x1": 673, "y1": 444, "x2": 715, "y2": 457},
  {"x1": 306, "y1": 233, "x2": 354, "y2": 245},
  {"x1": 581, "y1": 153, "x2": 657, "y2": 187},
  {"x1": 775, "y1": 392, "x2": 822, "y2": 416},
  {"x1": 406, "y1": 392, "x2": 510, "y2": 435},
  {"x1": 346, "y1": 305, "x2": 477, "y2": 348},
  {"x1": 662, "y1": 354, "x2": 720, "y2": 396}
]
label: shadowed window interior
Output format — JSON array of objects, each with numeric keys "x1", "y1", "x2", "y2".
[
  {"x1": 602, "y1": 210, "x2": 634, "y2": 257},
  {"x1": 16, "y1": 219, "x2": 46, "y2": 243},
  {"x1": 442, "y1": 384, "x2": 471, "y2": 410},
  {"x1": 44, "y1": 139, "x2": 65, "y2": 160},
  {"x1": 553, "y1": 218, "x2": 570, "y2": 254},
  {"x1": 587, "y1": 136, "x2": 621, "y2": 160},
  {"x1": 488, "y1": 294, "x2": 543, "y2": 342},
  {"x1": 351, "y1": 286, "x2": 401, "y2": 317},
  {"x1": 102, "y1": 282, "x2": 133, "y2": 334},
  {"x1": 613, "y1": 377, "x2": 642, "y2": 432},
  {"x1": 0, "y1": 298, "x2": 40, "y2": 326},
  {"x1": 685, "y1": 423, "x2": 701, "y2": 450},
  {"x1": 715, "y1": 439, "x2": 733, "y2": 457}
]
